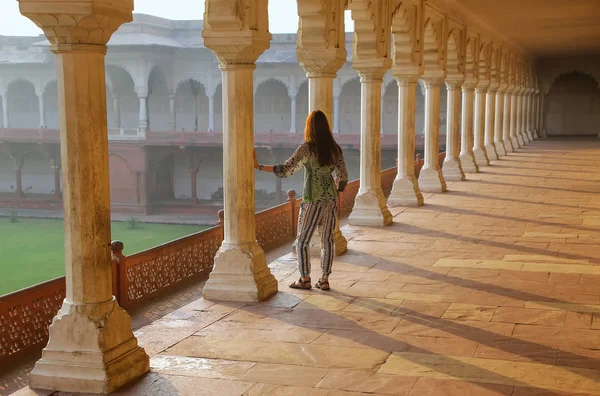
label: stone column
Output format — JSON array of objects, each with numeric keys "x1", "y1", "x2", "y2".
[
  {"x1": 52, "y1": 164, "x2": 61, "y2": 201},
  {"x1": 533, "y1": 91, "x2": 540, "y2": 139},
  {"x1": 14, "y1": 157, "x2": 24, "y2": 199},
  {"x1": 332, "y1": 91, "x2": 340, "y2": 133},
  {"x1": 348, "y1": 67, "x2": 392, "y2": 226},
  {"x1": 112, "y1": 93, "x2": 121, "y2": 128},
  {"x1": 37, "y1": 93, "x2": 46, "y2": 129},
  {"x1": 524, "y1": 89, "x2": 532, "y2": 142},
  {"x1": 484, "y1": 86, "x2": 498, "y2": 160},
  {"x1": 528, "y1": 90, "x2": 536, "y2": 139},
  {"x1": 510, "y1": 88, "x2": 521, "y2": 149},
  {"x1": 459, "y1": 84, "x2": 479, "y2": 172},
  {"x1": 168, "y1": 93, "x2": 176, "y2": 130},
  {"x1": 289, "y1": 87, "x2": 297, "y2": 133},
  {"x1": 418, "y1": 80, "x2": 446, "y2": 192},
  {"x1": 380, "y1": 90, "x2": 385, "y2": 134},
  {"x1": 389, "y1": 78, "x2": 424, "y2": 206},
  {"x1": 138, "y1": 91, "x2": 148, "y2": 130},
  {"x1": 1, "y1": 92, "x2": 8, "y2": 128},
  {"x1": 494, "y1": 88, "x2": 506, "y2": 156},
  {"x1": 19, "y1": 1, "x2": 149, "y2": 393},
  {"x1": 472, "y1": 87, "x2": 489, "y2": 166},
  {"x1": 208, "y1": 93, "x2": 215, "y2": 132},
  {"x1": 202, "y1": 5, "x2": 277, "y2": 301},
  {"x1": 305, "y1": 72, "x2": 347, "y2": 254},
  {"x1": 502, "y1": 86, "x2": 515, "y2": 152},
  {"x1": 516, "y1": 87, "x2": 526, "y2": 146},
  {"x1": 442, "y1": 81, "x2": 464, "y2": 181}
]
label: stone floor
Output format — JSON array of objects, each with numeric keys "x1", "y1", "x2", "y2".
[{"x1": 13, "y1": 136, "x2": 600, "y2": 395}]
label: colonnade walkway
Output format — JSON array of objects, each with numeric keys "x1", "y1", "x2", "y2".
[{"x1": 28, "y1": 137, "x2": 600, "y2": 395}]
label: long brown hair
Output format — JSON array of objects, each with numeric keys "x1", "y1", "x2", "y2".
[{"x1": 303, "y1": 110, "x2": 341, "y2": 166}]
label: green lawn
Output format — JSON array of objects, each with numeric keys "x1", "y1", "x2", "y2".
[{"x1": 0, "y1": 218, "x2": 208, "y2": 296}]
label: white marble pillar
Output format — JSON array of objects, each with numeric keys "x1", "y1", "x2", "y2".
[
  {"x1": 289, "y1": 87, "x2": 297, "y2": 133},
  {"x1": 510, "y1": 89, "x2": 521, "y2": 149},
  {"x1": 349, "y1": 70, "x2": 392, "y2": 226},
  {"x1": 332, "y1": 94, "x2": 340, "y2": 133},
  {"x1": 502, "y1": 87, "x2": 514, "y2": 152},
  {"x1": 523, "y1": 90, "x2": 532, "y2": 142},
  {"x1": 442, "y1": 82, "x2": 465, "y2": 181},
  {"x1": 37, "y1": 93, "x2": 46, "y2": 129},
  {"x1": 204, "y1": 64, "x2": 278, "y2": 301},
  {"x1": 168, "y1": 94, "x2": 176, "y2": 130},
  {"x1": 484, "y1": 87, "x2": 498, "y2": 160},
  {"x1": 389, "y1": 78, "x2": 424, "y2": 206},
  {"x1": 21, "y1": 2, "x2": 149, "y2": 393},
  {"x1": 472, "y1": 87, "x2": 489, "y2": 166},
  {"x1": 533, "y1": 92, "x2": 540, "y2": 138},
  {"x1": 528, "y1": 90, "x2": 535, "y2": 140},
  {"x1": 138, "y1": 94, "x2": 148, "y2": 130},
  {"x1": 516, "y1": 88, "x2": 526, "y2": 146},
  {"x1": 459, "y1": 84, "x2": 479, "y2": 173},
  {"x1": 1, "y1": 92, "x2": 8, "y2": 128},
  {"x1": 306, "y1": 73, "x2": 347, "y2": 255},
  {"x1": 112, "y1": 93, "x2": 121, "y2": 128},
  {"x1": 418, "y1": 80, "x2": 447, "y2": 192},
  {"x1": 208, "y1": 94, "x2": 215, "y2": 132},
  {"x1": 494, "y1": 89, "x2": 506, "y2": 156}
]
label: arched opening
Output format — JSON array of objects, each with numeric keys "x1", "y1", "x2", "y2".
[
  {"x1": 295, "y1": 80, "x2": 308, "y2": 133},
  {"x1": 106, "y1": 65, "x2": 138, "y2": 129},
  {"x1": 546, "y1": 72, "x2": 600, "y2": 136},
  {"x1": 0, "y1": 151, "x2": 15, "y2": 194},
  {"x1": 338, "y1": 78, "x2": 360, "y2": 134},
  {"x1": 254, "y1": 79, "x2": 290, "y2": 133},
  {"x1": 7, "y1": 79, "x2": 38, "y2": 128},
  {"x1": 43, "y1": 81, "x2": 59, "y2": 129},
  {"x1": 382, "y1": 80, "x2": 398, "y2": 135},
  {"x1": 148, "y1": 67, "x2": 170, "y2": 131},
  {"x1": 175, "y1": 79, "x2": 207, "y2": 132}
]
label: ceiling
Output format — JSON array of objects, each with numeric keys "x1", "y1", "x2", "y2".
[{"x1": 456, "y1": 0, "x2": 600, "y2": 58}]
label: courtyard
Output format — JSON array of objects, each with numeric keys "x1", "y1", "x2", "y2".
[{"x1": 0, "y1": 218, "x2": 206, "y2": 295}]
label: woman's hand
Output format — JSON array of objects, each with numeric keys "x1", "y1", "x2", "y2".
[{"x1": 253, "y1": 149, "x2": 260, "y2": 170}]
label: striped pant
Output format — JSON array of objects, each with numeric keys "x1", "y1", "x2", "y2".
[{"x1": 296, "y1": 200, "x2": 337, "y2": 278}]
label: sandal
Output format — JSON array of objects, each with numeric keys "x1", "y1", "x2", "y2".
[
  {"x1": 289, "y1": 278, "x2": 312, "y2": 289},
  {"x1": 315, "y1": 279, "x2": 330, "y2": 291}
]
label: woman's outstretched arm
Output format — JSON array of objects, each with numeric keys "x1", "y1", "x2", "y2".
[{"x1": 254, "y1": 143, "x2": 309, "y2": 178}]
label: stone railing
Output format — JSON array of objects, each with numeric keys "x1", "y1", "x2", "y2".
[
  {"x1": 0, "y1": 128, "x2": 435, "y2": 149},
  {"x1": 0, "y1": 154, "x2": 434, "y2": 366}
]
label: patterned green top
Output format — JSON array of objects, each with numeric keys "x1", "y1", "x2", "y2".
[{"x1": 274, "y1": 143, "x2": 348, "y2": 203}]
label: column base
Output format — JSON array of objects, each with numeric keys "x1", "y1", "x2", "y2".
[
  {"x1": 511, "y1": 136, "x2": 521, "y2": 149},
  {"x1": 526, "y1": 129, "x2": 534, "y2": 141},
  {"x1": 533, "y1": 129, "x2": 540, "y2": 139},
  {"x1": 442, "y1": 158, "x2": 465, "y2": 181},
  {"x1": 495, "y1": 141, "x2": 507, "y2": 157},
  {"x1": 348, "y1": 189, "x2": 393, "y2": 226},
  {"x1": 418, "y1": 167, "x2": 447, "y2": 192},
  {"x1": 472, "y1": 147, "x2": 490, "y2": 167},
  {"x1": 503, "y1": 138, "x2": 515, "y2": 152},
  {"x1": 388, "y1": 176, "x2": 424, "y2": 206},
  {"x1": 485, "y1": 143, "x2": 499, "y2": 161},
  {"x1": 459, "y1": 152, "x2": 479, "y2": 173},
  {"x1": 542, "y1": 129, "x2": 548, "y2": 138},
  {"x1": 203, "y1": 242, "x2": 278, "y2": 302},
  {"x1": 517, "y1": 133, "x2": 526, "y2": 146},
  {"x1": 29, "y1": 299, "x2": 149, "y2": 394}
]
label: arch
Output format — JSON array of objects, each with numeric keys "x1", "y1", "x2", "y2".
[
  {"x1": 254, "y1": 78, "x2": 291, "y2": 133},
  {"x1": 255, "y1": 76, "x2": 290, "y2": 92},
  {"x1": 148, "y1": 67, "x2": 170, "y2": 131},
  {"x1": 464, "y1": 35, "x2": 479, "y2": 81},
  {"x1": 545, "y1": 71, "x2": 600, "y2": 137},
  {"x1": 478, "y1": 42, "x2": 491, "y2": 82},
  {"x1": 422, "y1": 17, "x2": 445, "y2": 75},
  {"x1": 108, "y1": 153, "x2": 135, "y2": 204},
  {"x1": 6, "y1": 79, "x2": 39, "y2": 128},
  {"x1": 390, "y1": 2, "x2": 421, "y2": 74},
  {"x1": 338, "y1": 77, "x2": 360, "y2": 134},
  {"x1": 547, "y1": 69, "x2": 600, "y2": 92},
  {"x1": 446, "y1": 29, "x2": 463, "y2": 79},
  {"x1": 175, "y1": 79, "x2": 208, "y2": 132},
  {"x1": 106, "y1": 65, "x2": 138, "y2": 128}
]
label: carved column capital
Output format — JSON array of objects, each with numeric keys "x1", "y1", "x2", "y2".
[
  {"x1": 353, "y1": 58, "x2": 391, "y2": 83},
  {"x1": 18, "y1": 0, "x2": 133, "y2": 51},
  {"x1": 202, "y1": 0, "x2": 271, "y2": 65},
  {"x1": 445, "y1": 80, "x2": 463, "y2": 90}
]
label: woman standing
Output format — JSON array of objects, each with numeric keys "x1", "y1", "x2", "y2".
[{"x1": 254, "y1": 110, "x2": 348, "y2": 290}]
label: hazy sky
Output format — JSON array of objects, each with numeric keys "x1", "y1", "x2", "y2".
[{"x1": 0, "y1": 0, "x2": 353, "y2": 36}]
